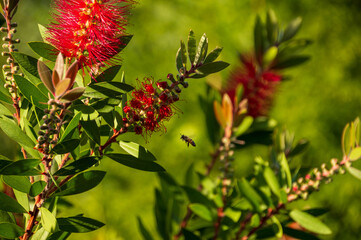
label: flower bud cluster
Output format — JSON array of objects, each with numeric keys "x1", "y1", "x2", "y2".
[
  {"x1": 35, "y1": 100, "x2": 65, "y2": 155},
  {"x1": 123, "y1": 75, "x2": 188, "y2": 136},
  {"x1": 1, "y1": 22, "x2": 21, "y2": 97},
  {"x1": 287, "y1": 158, "x2": 346, "y2": 202}
]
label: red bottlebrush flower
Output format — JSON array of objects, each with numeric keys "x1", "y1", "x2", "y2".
[
  {"x1": 123, "y1": 77, "x2": 179, "y2": 137},
  {"x1": 47, "y1": 0, "x2": 133, "y2": 71},
  {"x1": 222, "y1": 56, "x2": 282, "y2": 117}
]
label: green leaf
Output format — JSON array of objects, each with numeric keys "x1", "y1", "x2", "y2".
[
  {"x1": 0, "y1": 210, "x2": 13, "y2": 223},
  {"x1": 237, "y1": 178, "x2": 263, "y2": 213},
  {"x1": 254, "y1": 15, "x2": 265, "y2": 63},
  {"x1": 194, "y1": 33, "x2": 208, "y2": 65},
  {"x1": 91, "y1": 98, "x2": 120, "y2": 113},
  {"x1": 283, "y1": 227, "x2": 320, "y2": 240},
  {"x1": 80, "y1": 120, "x2": 100, "y2": 145},
  {"x1": 52, "y1": 139, "x2": 80, "y2": 154},
  {"x1": 0, "y1": 158, "x2": 40, "y2": 176},
  {"x1": 195, "y1": 61, "x2": 229, "y2": 76},
  {"x1": 11, "y1": 52, "x2": 41, "y2": 84},
  {"x1": 13, "y1": 189, "x2": 30, "y2": 212},
  {"x1": 266, "y1": 9, "x2": 278, "y2": 44},
  {"x1": 263, "y1": 167, "x2": 281, "y2": 197},
  {"x1": 0, "y1": 192, "x2": 27, "y2": 213},
  {"x1": 346, "y1": 166, "x2": 361, "y2": 180},
  {"x1": 263, "y1": 46, "x2": 278, "y2": 67},
  {"x1": 28, "y1": 41, "x2": 59, "y2": 62},
  {"x1": 38, "y1": 24, "x2": 48, "y2": 42},
  {"x1": 234, "y1": 116, "x2": 253, "y2": 137},
  {"x1": 0, "y1": 159, "x2": 12, "y2": 169},
  {"x1": 0, "y1": 223, "x2": 25, "y2": 238},
  {"x1": 273, "y1": 55, "x2": 310, "y2": 69},
  {"x1": 83, "y1": 82, "x2": 133, "y2": 99},
  {"x1": 59, "y1": 112, "x2": 82, "y2": 142},
  {"x1": 282, "y1": 17, "x2": 303, "y2": 42},
  {"x1": 117, "y1": 35, "x2": 133, "y2": 53},
  {"x1": 203, "y1": 47, "x2": 223, "y2": 64},
  {"x1": 95, "y1": 65, "x2": 122, "y2": 82},
  {"x1": 176, "y1": 47, "x2": 184, "y2": 72},
  {"x1": 0, "y1": 117, "x2": 38, "y2": 151},
  {"x1": 290, "y1": 209, "x2": 332, "y2": 235},
  {"x1": 13, "y1": 75, "x2": 48, "y2": 109},
  {"x1": 0, "y1": 102, "x2": 13, "y2": 116},
  {"x1": 137, "y1": 217, "x2": 154, "y2": 240},
  {"x1": 119, "y1": 141, "x2": 156, "y2": 161},
  {"x1": 2, "y1": 175, "x2": 31, "y2": 193},
  {"x1": 182, "y1": 186, "x2": 216, "y2": 208},
  {"x1": 47, "y1": 231, "x2": 71, "y2": 240},
  {"x1": 106, "y1": 154, "x2": 165, "y2": 172},
  {"x1": 0, "y1": 88, "x2": 12, "y2": 104},
  {"x1": 279, "y1": 153, "x2": 292, "y2": 189},
  {"x1": 288, "y1": 139, "x2": 309, "y2": 157},
  {"x1": 57, "y1": 216, "x2": 105, "y2": 233},
  {"x1": 31, "y1": 227, "x2": 49, "y2": 240},
  {"x1": 189, "y1": 203, "x2": 213, "y2": 221},
  {"x1": 54, "y1": 171, "x2": 106, "y2": 196},
  {"x1": 187, "y1": 30, "x2": 197, "y2": 64},
  {"x1": 350, "y1": 147, "x2": 361, "y2": 161},
  {"x1": 29, "y1": 181, "x2": 46, "y2": 197},
  {"x1": 54, "y1": 157, "x2": 99, "y2": 176},
  {"x1": 40, "y1": 207, "x2": 59, "y2": 233}
]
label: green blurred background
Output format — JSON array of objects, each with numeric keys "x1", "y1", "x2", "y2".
[{"x1": 1, "y1": 0, "x2": 361, "y2": 239}]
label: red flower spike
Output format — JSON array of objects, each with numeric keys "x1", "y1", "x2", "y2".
[
  {"x1": 222, "y1": 56, "x2": 282, "y2": 117},
  {"x1": 123, "y1": 77, "x2": 179, "y2": 137},
  {"x1": 47, "y1": 0, "x2": 134, "y2": 71}
]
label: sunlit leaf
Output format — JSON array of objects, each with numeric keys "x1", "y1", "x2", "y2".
[
  {"x1": 57, "y1": 216, "x2": 105, "y2": 233},
  {"x1": 290, "y1": 209, "x2": 332, "y2": 235},
  {"x1": 119, "y1": 141, "x2": 156, "y2": 161},
  {"x1": 41, "y1": 207, "x2": 59, "y2": 233},
  {"x1": 106, "y1": 154, "x2": 165, "y2": 172}
]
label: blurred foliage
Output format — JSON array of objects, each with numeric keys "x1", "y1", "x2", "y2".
[{"x1": 1, "y1": 0, "x2": 361, "y2": 239}]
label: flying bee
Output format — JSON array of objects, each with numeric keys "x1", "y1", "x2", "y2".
[{"x1": 180, "y1": 134, "x2": 196, "y2": 147}]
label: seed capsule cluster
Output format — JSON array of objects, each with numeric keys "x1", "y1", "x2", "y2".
[
  {"x1": 35, "y1": 100, "x2": 65, "y2": 155},
  {"x1": 0, "y1": 23, "x2": 21, "y2": 97}
]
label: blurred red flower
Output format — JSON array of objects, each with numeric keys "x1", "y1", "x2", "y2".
[{"x1": 47, "y1": 0, "x2": 133, "y2": 70}]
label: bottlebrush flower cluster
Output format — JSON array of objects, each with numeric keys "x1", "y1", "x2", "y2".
[
  {"x1": 123, "y1": 76, "x2": 181, "y2": 136},
  {"x1": 47, "y1": 0, "x2": 133, "y2": 71},
  {"x1": 223, "y1": 56, "x2": 282, "y2": 117}
]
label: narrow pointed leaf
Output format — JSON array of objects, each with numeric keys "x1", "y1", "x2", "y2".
[
  {"x1": 349, "y1": 147, "x2": 361, "y2": 161},
  {"x1": 0, "y1": 223, "x2": 25, "y2": 238},
  {"x1": 195, "y1": 61, "x2": 230, "y2": 75},
  {"x1": 283, "y1": 17, "x2": 303, "y2": 42},
  {"x1": 0, "y1": 192, "x2": 27, "y2": 213},
  {"x1": 2, "y1": 175, "x2": 31, "y2": 193},
  {"x1": 95, "y1": 65, "x2": 122, "y2": 82},
  {"x1": 290, "y1": 210, "x2": 332, "y2": 235},
  {"x1": 106, "y1": 154, "x2": 165, "y2": 172},
  {"x1": 38, "y1": 60, "x2": 55, "y2": 93},
  {"x1": 54, "y1": 157, "x2": 99, "y2": 176},
  {"x1": 11, "y1": 52, "x2": 41, "y2": 84},
  {"x1": 84, "y1": 82, "x2": 134, "y2": 99},
  {"x1": 57, "y1": 216, "x2": 105, "y2": 233},
  {"x1": 52, "y1": 139, "x2": 80, "y2": 154},
  {"x1": 54, "y1": 53, "x2": 64, "y2": 81},
  {"x1": 182, "y1": 186, "x2": 216, "y2": 207},
  {"x1": 222, "y1": 94, "x2": 233, "y2": 128},
  {"x1": 55, "y1": 78, "x2": 71, "y2": 97},
  {"x1": 60, "y1": 87, "x2": 85, "y2": 102},
  {"x1": 13, "y1": 75, "x2": 48, "y2": 109},
  {"x1": 0, "y1": 158, "x2": 41, "y2": 176},
  {"x1": 194, "y1": 33, "x2": 208, "y2": 65},
  {"x1": 189, "y1": 203, "x2": 213, "y2": 221},
  {"x1": 119, "y1": 141, "x2": 156, "y2": 161},
  {"x1": 13, "y1": 189, "x2": 29, "y2": 212},
  {"x1": 40, "y1": 207, "x2": 59, "y2": 233},
  {"x1": 137, "y1": 217, "x2": 154, "y2": 240},
  {"x1": 188, "y1": 30, "x2": 196, "y2": 64},
  {"x1": 266, "y1": 9, "x2": 278, "y2": 43},
  {"x1": 29, "y1": 181, "x2": 46, "y2": 197},
  {"x1": 283, "y1": 227, "x2": 320, "y2": 240},
  {"x1": 264, "y1": 167, "x2": 281, "y2": 197},
  {"x1": 29, "y1": 41, "x2": 59, "y2": 62},
  {"x1": 80, "y1": 120, "x2": 100, "y2": 145},
  {"x1": 59, "y1": 112, "x2": 82, "y2": 142},
  {"x1": 204, "y1": 47, "x2": 223, "y2": 64},
  {"x1": 65, "y1": 61, "x2": 79, "y2": 87},
  {"x1": 346, "y1": 166, "x2": 361, "y2": 180},
  {"x1": 237, "y1": 178, "x2": 263, "y2": 213},
  {"x1": 47, "y1": 231, "x2": 71, "y2": 240},
  {"x1": 54, "y1": 171, "x2": 106, "y2": 196}
]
